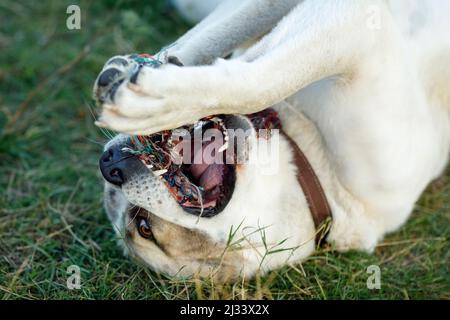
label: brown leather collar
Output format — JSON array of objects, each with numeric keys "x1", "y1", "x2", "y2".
[
  {"x1": 229, "y1": 108, "x2": 332, "y2": 245},
  {"x1": 281, "y1": 131, "x2": 332, "y2": 246}
]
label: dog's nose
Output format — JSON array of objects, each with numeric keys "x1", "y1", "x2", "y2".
[{"x1": 99, "y1": 144, "x2": 145, "y2": 186}]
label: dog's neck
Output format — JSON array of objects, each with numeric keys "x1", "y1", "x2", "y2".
[
  {"x1": 275, "y1": 102, "x2": 374, "y2": 252},
  {"x1": 281, "y1": 130, "x2": 332, "y2": 245}
]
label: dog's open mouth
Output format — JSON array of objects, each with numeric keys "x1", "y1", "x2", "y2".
[
  {"x1": 130, "y1": 116, "x2": 237, "y2": 217},
  {"x1": 128, "y1": 109, "x2": 281, "y2": 217}
]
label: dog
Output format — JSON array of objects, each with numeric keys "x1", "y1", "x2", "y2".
[{"x1": 93, "y1": 0, "x2": 450, "y2": 280}]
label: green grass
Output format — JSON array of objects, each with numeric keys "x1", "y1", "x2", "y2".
[{"x1": 0, "y1": 0, "x2": 449, "y2": 300}]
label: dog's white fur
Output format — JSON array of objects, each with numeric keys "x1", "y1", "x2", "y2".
[
  {"x1": 99, "y1": 0, "x2": 450, "y2": 279},
  {"x1": 170, "y1": 0, "x2": 223, "y2": 24}
]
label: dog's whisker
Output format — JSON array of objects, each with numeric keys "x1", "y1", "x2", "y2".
[
  {"x1": 85, "y1": 138, "x2": 106, "y2": 147},
  {"x1": 84, "y1": 100, "x2": 116, "y2": 140}
]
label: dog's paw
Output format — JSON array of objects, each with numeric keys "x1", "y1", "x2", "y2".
[
  {"x1": 93, "y1": 55, "x2": 141, "y2": 104},
  {"x1": 94, "y1": 55, "x2": 218, "y2": 135},
  {"x1": 93, "y1": 53, "x2": 184, "y2": 104}
]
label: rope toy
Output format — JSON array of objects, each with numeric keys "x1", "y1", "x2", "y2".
[{"x1": 129, "y1": 53, "x2": 163, "y2": 68}]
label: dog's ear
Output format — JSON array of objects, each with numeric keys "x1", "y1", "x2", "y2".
[{"x1": 167, "y1": 56, "x2": 184, "y2": 67}]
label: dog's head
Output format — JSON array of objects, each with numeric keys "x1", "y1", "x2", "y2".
[{"x1": 100, "y1": 112, "x2": 315, "y2": 280}]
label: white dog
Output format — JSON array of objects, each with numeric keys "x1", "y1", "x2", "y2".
[{"x1": 94, "y1": 0, "x2": 450, "y2": 280}]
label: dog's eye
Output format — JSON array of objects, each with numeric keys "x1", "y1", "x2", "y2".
[{"x1": 137, "y1": 217, "x2": 153, "y2": 239}]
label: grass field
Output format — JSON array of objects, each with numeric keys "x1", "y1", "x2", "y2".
[{"x1": 0, "y1": 0, "x2": 449, "y2": 300}]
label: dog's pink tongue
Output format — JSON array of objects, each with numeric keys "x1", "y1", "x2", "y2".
[
  {"x1": 199, "y1": 164, "x2": 224, "y2": 191},
  {"x1": 190, "y1": 138, "x2": 224, "y2": 180},
  {"x1": 190, "y1": 163, "x2": 209, "y2": 180}
]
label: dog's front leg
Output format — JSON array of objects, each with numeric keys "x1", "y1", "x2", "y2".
[
  {"x1": 96, "y1": 0, "x2": 390, "y2": 135},
  {"x1": 163, "y1": 0, "x2": 302, "y2": 66}
]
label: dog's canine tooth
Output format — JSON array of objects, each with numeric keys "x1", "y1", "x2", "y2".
[
  {"x1": 218, "y1": 142, "x2": 229, "y2": 153},
  {"x1": 153, "y1": 169, "x2": 168, "y2": 176},
  {"x1": 193, "y1": 120, "x2": 206, "y2": 131},
  {"x1": 121, "y1": 147, "x2": 135, "y2": 153}
]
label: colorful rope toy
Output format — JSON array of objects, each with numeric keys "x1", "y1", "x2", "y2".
[{"x1": 129, "y1": 53, "x2": 163, "y2": 68}]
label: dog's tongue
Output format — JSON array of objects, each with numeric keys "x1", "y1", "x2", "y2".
[
  {"x1": 190, "y1": 162, "x2": 209, "y2": 180},
  {"x1": 190, "y1": 139, "x2": 226, "y2": 191},
  {"x1": 199, "y1": 164, "x2": 225, "y2": 191}
]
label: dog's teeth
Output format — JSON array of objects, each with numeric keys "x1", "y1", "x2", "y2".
[
  {"x1": 218, "y1": 142, "x2": 229, "y2": 153},
  {"x1": 146, "y1": 164, "x2": 154, "y2": 170},
  {"x1": 121, "y1": 147, "x2": 134, "y2": 153},
  {"x1": 153, "y1": 169, "x2": 168, "y2": 176},
  {"x1": 194, "y1": 120, "x2": 206, "y2": 130}
]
